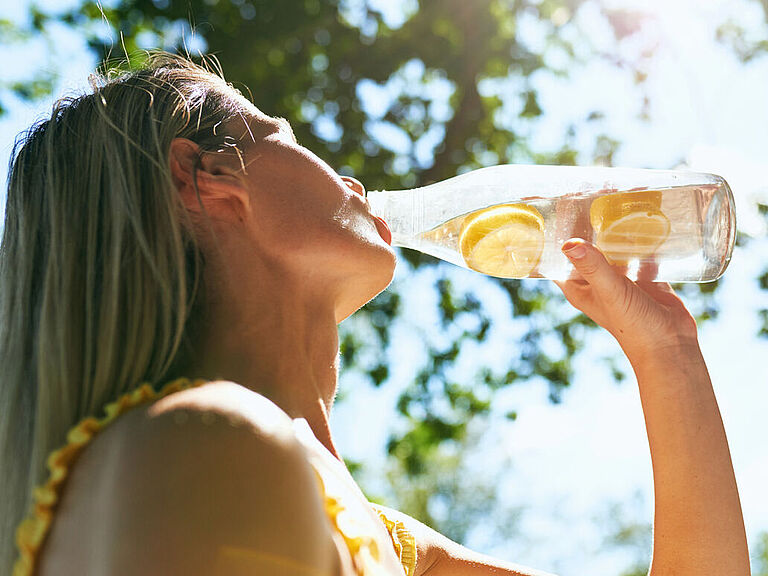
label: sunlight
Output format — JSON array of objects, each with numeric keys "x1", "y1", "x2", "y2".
[
  {"x1": 599, "y1": 0, "x2": 749, "y2": 37},
  {"x1": 597, "y1": 0, "x2": 744, "y2": 47}
]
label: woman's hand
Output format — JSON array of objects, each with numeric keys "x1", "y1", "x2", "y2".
[
  {"x1": 554, "y1": 238, "x2": 699, "y2": 363},
  {"x1": 554, "y1": 239, "x2": 750, "y2": 576}
]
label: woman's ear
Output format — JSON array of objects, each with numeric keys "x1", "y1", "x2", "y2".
[
  {"x1": 169, "y1": 138, "x2": 251, "y2": 222},
  {"x1": 170, "y1": 138, "x2": 205, "y2": 210}
]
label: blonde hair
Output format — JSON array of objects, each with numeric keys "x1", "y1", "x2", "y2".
[{"x1": 0, "y1": 52, "x2": 254, "y2": 571}]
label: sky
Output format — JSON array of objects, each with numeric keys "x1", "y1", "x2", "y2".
[
  {"x1": 332, "y1": 0, "x2": 768, "y2": 573},
  {"x1": 1, "y1": 0, "x2": 767, "y2": 574}
]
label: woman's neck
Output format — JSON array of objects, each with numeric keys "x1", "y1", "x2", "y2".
[{"x1": 181, "y1": 269, "x2": 344, "y2": 459}]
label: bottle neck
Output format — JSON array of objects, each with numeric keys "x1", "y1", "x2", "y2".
[{"x1": 366, "y1": 188, "x2": 424, "y2": 247}]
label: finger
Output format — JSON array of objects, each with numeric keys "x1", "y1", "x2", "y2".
[
  {"x1": 552, "y1": 277, "x2": 592, "y2": 312},
  {"x1": 552, "y1": 279, "x2": 577, "y2": 292},
  {"x1": 636, "y1": 257, "x2": 659, "y2": 283},
  {"x1": 554, "y1": 272, "x2": 589, "y2": 294},
  {"x1": 636, "y1": 279, "x2": 681, "y2": 306},
  {"x1": 636, "y1": 278, "x2": 674, "y2": 294},
  {"x1": 561, "y1": 239, "x2": 627, "y2": 300},
  {"x1": 555, "y1": 281, "x2": 593, "y2": 304},
  {"x1": 559, "y1": 265, "x2": 585, "y2": 284}
]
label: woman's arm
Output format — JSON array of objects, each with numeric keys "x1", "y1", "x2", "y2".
[
  {"x1": 555, "y1": 239, "x2": 750, "y2": 576},
  {"x1": 628, "y1": 340, "x2": 748, "y2": 575},
  {"x1": 384, "y1": 239, "x2": 749, "y2": 576},
  {"x1": 373, "y1": 504, "x2": 557, "y2": 576}
]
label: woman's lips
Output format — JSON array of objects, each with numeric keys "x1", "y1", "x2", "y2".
[{"x1": 372, "y1": 215, "x2": 392, "y2": 245}]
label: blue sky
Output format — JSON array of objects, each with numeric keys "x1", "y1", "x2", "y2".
[
  {"x1": 1, "y1": 0, "x2": 767, "y2": 574},
  {"x1": 332, "y1": 1, "x2": 768, "y2": 572}
]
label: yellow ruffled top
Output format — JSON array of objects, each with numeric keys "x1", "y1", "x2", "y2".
[
  {"x1": 373, "y1": 507, "x2": 418, "y2": 576},
  {"x1": 12, "y1": 378, "x2": 417, "y2": 576}
]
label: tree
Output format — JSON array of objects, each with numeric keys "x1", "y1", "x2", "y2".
[
  {"x1": 753, "y1": 531, "x2": 768, "y2": 576},
  {"x1": 2, "y1": 0, "x2": 764, "y2": 561},
  {"x1": 52, "y1": 0, "x2": 636, "y2": 486},
  {"x1": 715, "y1": 0, "x2": 768, "y2": 62},
  {"x1": 599, "y1": 494, "x2": 652, "y2": 576},
  {"x1": 0, "y1": 14, "x2": 56, "y2": 116}
]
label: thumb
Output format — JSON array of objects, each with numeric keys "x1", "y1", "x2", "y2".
[{"x1": 561, "y1": 239, "x2": 627, "y2": 297}]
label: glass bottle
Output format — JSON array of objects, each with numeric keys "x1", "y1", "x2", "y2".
[{"x1": 366, "y1": 165, "x2": 736, "y2": 283}]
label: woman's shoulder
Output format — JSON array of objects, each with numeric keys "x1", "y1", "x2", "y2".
[
  {"x1": 40, "y1": 381, "x2": 340, "y2": 575},
  {"x1": 103, "y1": 381, "x2": 340, "y2": 572},
  {"x1": 140, "y1": 379, "x2": 297, "y2": 439},
  {"x1": 99, "y1": 380, "x2": 309, "y2": 495},
  {"x1": 116, "y1": 379, "x2": 305, "y2": 468}
]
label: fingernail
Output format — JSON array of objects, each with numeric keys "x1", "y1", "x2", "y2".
[{"x1": 562, "y1": 241, "x2": 587, "y2": 259}]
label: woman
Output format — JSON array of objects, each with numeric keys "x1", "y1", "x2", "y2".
[{"x1": 0, "y1": 54, "x2": 749, "y2": 575}]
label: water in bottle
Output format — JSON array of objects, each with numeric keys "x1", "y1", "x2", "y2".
[{"x1": 366, "y1": 165, "x2": 736, "y2": 282}]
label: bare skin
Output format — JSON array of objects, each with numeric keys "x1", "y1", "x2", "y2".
[
  {"x1": 555, "y1": 240, "x2": 750, "y2": 576},
  {"x1": 169, "y1": 111, "x2": 396, "y2": 458},
  {"x1": 352, "y1": 242, "x2": 751, "y2": 576},
  {"x1": 168, "y1": 107, "x2": 749, "y2": 575},
  {"x1": 40, "y1": 105, "x2": 749, "y2": 575},
  {"x1": 39, "y1": 110, "x2": 398, "y2": 576}
]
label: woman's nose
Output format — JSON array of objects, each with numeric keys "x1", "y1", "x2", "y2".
[{"x1": 341, "y1": 176, "x2": 366, "y2": 198}]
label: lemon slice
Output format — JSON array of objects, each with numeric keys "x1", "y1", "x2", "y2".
[
  {"x1": 459, "y1": 204, "x2": 545, "y2": 278},
  {"x1": 590, "y1": 191, "x2": 670, "y2": 264}
]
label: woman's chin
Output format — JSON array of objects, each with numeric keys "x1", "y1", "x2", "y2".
[{"x1": 335, "y1": 262, "x2": 396, "y2": 324}]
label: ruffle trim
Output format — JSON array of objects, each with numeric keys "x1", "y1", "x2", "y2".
[
  {"x1": 314, "y1": 472, "x2": 394, "y2": 576},
  {"x1": 13, "y1": 377, "x2": 414, "y2": 576},
  {"x1": 12, "y1": 378, "x2": 206, "y2": 576},
  {"x1": 373, "y1": 507, "x2": 418, "y2": 576}
]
